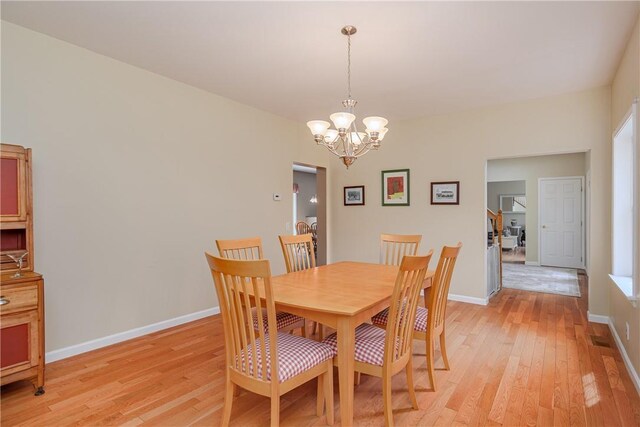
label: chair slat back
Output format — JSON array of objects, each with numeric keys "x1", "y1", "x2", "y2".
[
  {"x1": 295, "y1": 221, "x2": 311, "y2": 235},
  {"x1": 205, "y1": 254, "x2": 280, "y2": 384},
  {"x1": 384, "y1": 253, "x2": 432, "y2": 365},
  {"x1": 380, "y1": 234, "x2": 422, "y2": 266},
  {"x1": 279, "y1": 234, "x2": 316, "y2": 273},
  {"x1": 216, "y1": 237, "x2": 263, "y2": 260},
  {"x1": 429, "y1": 242, "x2": 463, "y2": 335}
]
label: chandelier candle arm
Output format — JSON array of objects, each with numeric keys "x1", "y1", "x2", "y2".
[{"x1": 306, "y1": 25, "x2": 389, "y2": 168}]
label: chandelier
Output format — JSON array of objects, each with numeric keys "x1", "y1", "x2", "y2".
[{"x1": 306, "y1": 26, "x2": 389, "y2": 168}]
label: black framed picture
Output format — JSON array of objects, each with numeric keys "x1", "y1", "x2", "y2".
[
  {"x1": 431, "y1": 181, "x2": 460, "y2": 205},
  {"x1": 344, "y1": 186, "x2": 365, "y2": 206}
]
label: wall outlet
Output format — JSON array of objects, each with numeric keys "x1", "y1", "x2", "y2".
[{"x1": 626, "y1": 322, "x2": 630, "y2": 341}]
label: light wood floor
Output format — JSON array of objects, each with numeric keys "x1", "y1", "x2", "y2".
[{"x1": 2, "y1": 274, "x2": 639, "y2": 426}]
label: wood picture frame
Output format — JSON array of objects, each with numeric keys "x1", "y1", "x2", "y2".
[
  {"x1": 431, "y1": 181, "x2": 460, "y2": 205},
  {"x1": 344, "y1": 186, "x2": 365, "y2": 206},
  {"x1": 382, "y1": 169, "x2": 410, "y2": 206}
]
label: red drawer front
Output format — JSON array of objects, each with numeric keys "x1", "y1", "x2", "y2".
[
  {"x1": 1, "y1": 324, "x2": 29, "y2": 368},
  {"x1": 1, "y1": 158, "x2": 19, "y2": 216}
]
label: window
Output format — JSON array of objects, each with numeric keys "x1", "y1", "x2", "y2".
[{"x1": 611, "y1": 102, "x2": 638, "y2": 300}]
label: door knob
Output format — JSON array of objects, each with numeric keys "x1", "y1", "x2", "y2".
[{"x1": 542, "y1": 225, "x2": 547, "y2": 229}]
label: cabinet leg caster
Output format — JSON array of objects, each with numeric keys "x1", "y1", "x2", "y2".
[{"x1": 34, "y1": 387, "x2": 45, "y2": 396}]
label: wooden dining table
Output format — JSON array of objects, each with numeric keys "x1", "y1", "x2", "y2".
[{"x1": 270, "y1": 261, "x2": 434, "y2": 426}]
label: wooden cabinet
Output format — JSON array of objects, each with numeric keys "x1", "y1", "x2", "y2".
[
  {"x1": 0, "y1": 143, "x2": 44, "y2": 395},
  {"x1": 1, "y1": 144, "x2": 34, "y2": 274},
  {"x1": 0, "y1": 273, "x2": 45, "y2": 395}
]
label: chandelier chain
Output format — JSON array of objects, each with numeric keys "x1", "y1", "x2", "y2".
[{"x1": 347, "y1": 32, "x2": 352, "y2": 100}]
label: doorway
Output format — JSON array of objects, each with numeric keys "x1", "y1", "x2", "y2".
[
  {"x1": 292, "y1": 163, "x2": 327, "y2": 265},
  {"x1": 486, "y1": 152, "x2": 587, "y2": 298}
]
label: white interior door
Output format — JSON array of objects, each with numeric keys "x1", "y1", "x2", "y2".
[{"x1": 539, "y1": 177, "x2": 584, "y2": 268}]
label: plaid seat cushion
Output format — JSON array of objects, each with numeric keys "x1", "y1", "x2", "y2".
[
  {"x1": 236, "y1": 332, "x2": 336, "y2": 383},
  {"x1": 371, "y1": 306, "x2": 428, "y2": 332},
  {"x1": 323, "y1": 323, "x2": 387, "y2": 366},
  {"x1": 252, "y1": 309, "x2": 304, "y2": 332}
]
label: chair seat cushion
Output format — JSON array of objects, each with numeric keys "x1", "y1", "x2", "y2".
[
  {"x1": 372, "y1": 306, "x2": 428, "y2": 332},
  {"x1": 238, "y1": 332, "x2": 336, "y2": 383},
  {"x1": 322, "y1": 323, "x2": 387, "y2": 366},
  {"x1": 252, "y1": 309, "x2": 304, "y2": 332}
]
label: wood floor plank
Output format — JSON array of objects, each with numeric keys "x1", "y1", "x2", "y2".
[
  {"x1": 603, "y1": 355, "x2": 638, "y2": 427},
  {"x1": 2, "y1": 272, "x2": 638, "y2": 426},
  {"x1": 519, "y1": 333, "x2": 546, "y2": 427},
  {"x1": 500, "y1": 363, "x2": 530, "y2": 426},
  {"x1": 566, "y1": 333, "x2": 587, "y2": 427}
]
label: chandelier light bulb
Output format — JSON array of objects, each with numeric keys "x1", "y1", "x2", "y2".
[
  {"x1": 350, "y1": 132, "x2": 367, "y2": 146},
  {"x1": 329, "y1": 112, "x2": 356, "y2": 130},
  {"x1": 377, "y1": 128, "x2": 389, "y2": 141},
  {"x1": 306, "y1": 120, "x2": 330, "y2": 136},
  {"x1": 324, "y1": 129, "x2": 339, "y2": 143},
  {"x1": 362, "y1": 116, "x2": 388, "y2": 132}
]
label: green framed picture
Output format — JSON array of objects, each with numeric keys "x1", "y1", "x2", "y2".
[{"x1": 381, "y1": 169, "x2": 410, "y2": 206}]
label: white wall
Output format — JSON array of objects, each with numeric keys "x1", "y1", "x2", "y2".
[
  {"x1": 0, "y1": 22, "x2": 333, "y2": 352},
  {"x1": 488, "y1": 153, "x2": 586, "y2": 264},
  {"x1": 330, "y1": 87, "x2": 611, "y2": 312},
  {"x1": 610, "y1": 15, "x2": 640, "y2": 376}
]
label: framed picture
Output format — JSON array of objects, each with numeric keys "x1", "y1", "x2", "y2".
[
  {"x1": 382, "y1": 169, "x2": 410, "y2": 206},
  {"x1": 431, "y1": 181, "x2": 460, "y2": 205},
  {"x1": 344, "y1": 186, "x2": 365, "y2": 206}
]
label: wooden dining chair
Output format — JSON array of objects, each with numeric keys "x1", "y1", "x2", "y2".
[
  {"x1": 216, "y1": 237, "x2": 306, "y2": 337},
  {"x1": 380, "y1": 233, "x2": 422, "y2": 266},
  {"x1": 217, "y1": 237, "x2": 264, "y2": 260},
  {"x1": 279, "y1": 233, "x2": 316, "y2": 272},
  {"x1": 296, "y1": 221, "x2": 311, "y2": 236},
  {"x1": 278, "y1": 233, "x2": 321, "y2": 338},
  {"x1": 323, "y1": 254, "x2": 432, "y2": 427},
  {"x1": 205, "y1": 254, "x2": 335, "y2": 427},
  {"x1": 372, "y1": 242, "x2": 462, "y2": 391}
]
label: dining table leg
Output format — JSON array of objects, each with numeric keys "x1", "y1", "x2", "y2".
[{"x1": 336, "y1": 316, "x2": 355, "y2": 426}]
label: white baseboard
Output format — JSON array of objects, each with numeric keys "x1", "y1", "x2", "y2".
[
  {"x1": 608, "y1": 318, "x2": 640, "y2": 395},
  {"x1": 525, "y1": 261, "x2": 540, "y2": 266},
  {"x1": 416, "y1": 290, "x2": 488, "y2": 305},
  {"x1": 587, "y1": 311, "x2": 609, "y2": 324},
  {"x1": 448, "y1": 293, "x2": 488, "y2": 306},
  {"x1": 45, "y1": 307, "x2": 220, "y2": 363}
]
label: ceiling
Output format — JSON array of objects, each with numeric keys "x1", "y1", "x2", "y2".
[{"x1": 2, "y1": 1, "x2": 638, "y2": 122}]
